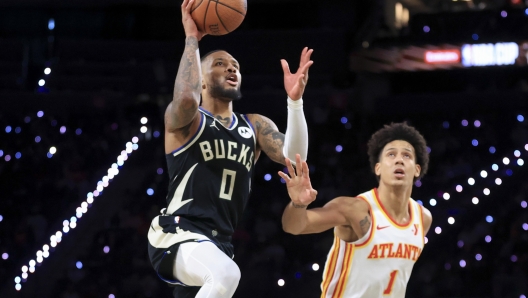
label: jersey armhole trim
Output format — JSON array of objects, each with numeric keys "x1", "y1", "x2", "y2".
[
  {"x1": 354, "y1": 195, "x2": 375, "y2": 248},
  {"x1": 170, "y1": 113, "x2": 205, "y2": 156},
  {"x1": 417, "y1": 202, "x2": 425, "y2": 246}
]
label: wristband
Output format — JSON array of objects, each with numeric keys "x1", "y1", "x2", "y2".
[
  {"x1": 291, "y1": 201, "x2": 308, "y2": 209},
  {"x1": 287, "y1": 97, "x2": 303, "y2": 110}
]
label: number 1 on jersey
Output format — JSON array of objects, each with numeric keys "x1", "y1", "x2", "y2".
[
  {"x1": 220, "y1": 169, "x2": 236, "y2": 200},
  {"x1": 383, "y1": 270, "x2": 398, "y2": 295}
]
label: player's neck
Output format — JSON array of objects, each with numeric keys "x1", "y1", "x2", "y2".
[
  {"x1": 377, "y1": 183, "x2": 412, "y2": 221},
  {"x1": 201, "y1": 98, "x2": 234, "y2": 127}
]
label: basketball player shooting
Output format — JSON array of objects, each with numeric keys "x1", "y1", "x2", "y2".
[
  {"x1": 147, "y1": 0, "x2": 313, "y2": 297},
  {"x1": 279, "y1": 123, "x2": 433, "y2": 297}
]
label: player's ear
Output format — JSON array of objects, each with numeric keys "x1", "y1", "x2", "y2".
[
  {"x1": 374, "y1": 163, "x2": 381, "y2": 176},
  {"x1": 200, "y1": 64, "x2": 207, "y2": 89},
  {"x1": 414, "y1": 164, "x2": 421, "y2": 178}
]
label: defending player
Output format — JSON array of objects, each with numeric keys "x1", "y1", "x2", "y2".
[
  {"x1": 147, "y1": 0, "x2": 313, "y2": 297},
  {"x1": 279, "y1": 122, "x2": 433, "y2": 297}
]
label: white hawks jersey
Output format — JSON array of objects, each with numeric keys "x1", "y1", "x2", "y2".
[{"x1": 320, "y1": 188, "x2": 425, "y2": 298}]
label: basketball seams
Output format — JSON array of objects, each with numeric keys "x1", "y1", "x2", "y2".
[
  {"x1": 214, "y1": 1, "x2": 231, "y2": 34},
  {"x1": 190, "y1": 0, "x2": 204, "y2": 13},
  {"x1": 203, "y1": 0, "x2": 211, "y2": 35},
  {"x1": 215, "y1": 0, "x2": 246, "y2": 16},
  {"x1": 192, "y1": 0, "x2": 245, "y2": 35}
]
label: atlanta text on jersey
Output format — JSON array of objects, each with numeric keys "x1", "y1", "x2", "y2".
[{"x1": 367, "y1": 243, "x2": 422, "y2": 261}]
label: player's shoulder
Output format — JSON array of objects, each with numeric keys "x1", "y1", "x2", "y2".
[
  {"x1": 327, "y1": 196, "x2": 370, "y2": 211},
  {"x1": 411, "y1": 198, "x2": 432, "y2": 218},
  {"x1": 419, "y1": 204, "x2": 433, "y2": 222},
  {"x1": 243, "y1": 113, "x2": 277, "y2": 132}
]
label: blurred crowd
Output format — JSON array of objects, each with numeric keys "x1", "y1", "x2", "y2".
[{"x1": 1, "y1": 87, "x2": 527, "y2": 298}]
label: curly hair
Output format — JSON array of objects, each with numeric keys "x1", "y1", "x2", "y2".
[{"x1": 367, "y1": 122, "x2": 429, "y2": 181}]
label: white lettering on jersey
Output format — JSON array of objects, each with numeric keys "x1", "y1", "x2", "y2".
[
  {"x1": 214, "y1": 139, "x2": 226, "y2": 159},
  {"x1": 237, "y1": 144, "x2": 250, "y2": 164},
  {"x1": 199, "y1": 141, "x2": 214, "y2": 161},
  {"x1": 199, "y1": 139, "x2": 254, "y2": 172},
  {"x1": 227, "y1": 141, "x2": 237, "y2": 160}
]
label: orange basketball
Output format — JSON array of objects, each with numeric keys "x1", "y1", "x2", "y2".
[{"x1": 191, "y1": 0, "x2": 247, "y2": 36}]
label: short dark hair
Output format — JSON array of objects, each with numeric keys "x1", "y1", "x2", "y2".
[
  {"x1": 201, "y1": 49, "x2": 228, "y2": 62},
  {"x1": 367, "y1": 122, "x2": 429, "y2": 181}
]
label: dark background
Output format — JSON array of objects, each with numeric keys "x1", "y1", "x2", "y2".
[{"x1": 1, "y1": 0, "x2": 528, "y2": 297}]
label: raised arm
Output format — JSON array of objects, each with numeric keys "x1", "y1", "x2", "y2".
[
  {"x1": 245, "y1": 48, "x2": 313, "y2": 165},
  {"x1": 165, "y1": 0, "x2": 207, "y2": 153},
  {"x1": 279, "y1": 47, "x2": 313, "y2": 163},
  {"x1": 166, "y1": 36, "x2": 201, "y2": 131},
  {"x1": 165, "y1": 0, "x2": 206, "y2": 132}
]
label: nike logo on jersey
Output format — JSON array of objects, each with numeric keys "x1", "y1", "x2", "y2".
[
  {"x1": 377, "y1": 225, "x2": 390, "y2": 230},
  {"x1": 166, "y1": 163, "x2": 197, "y2": 214}
]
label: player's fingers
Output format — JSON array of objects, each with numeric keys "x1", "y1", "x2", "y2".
[
  {"x1": 302, "y1": 160, "x2": 309, "y2": 178},
  {"x1": 184, "y1": 0, "x2": 193, "y2": 12},
  {"x1": 297, "y1": 74, "x2": 305, "y2": 87},
  {"x1": 299, "y1": 47, "x2": 308, "y2": 64},
  {"x1": 300, "y1": 49, "x2": 313, "y2": 68},
  {"x1": 295, "y1": 154, "x2": 302, "y2": 176},
  {"x1": 286, "y1": 157, "x2": 296, "y2": 177},
  {"x1": 278, "y1": 171, "x2": 291, "y2": 182},
  {"x1": 300, "y1": 48, "x2": 313, "y2": 64},
  {"x1": 280, "y1": 59, "x2": 291, "y2": 75},
  {"x1": 305, "y1": 48, "x2": 313, "y2": 59},
  {"x1": 300, "y1": 60, "x2": 313, "y2": 76}
]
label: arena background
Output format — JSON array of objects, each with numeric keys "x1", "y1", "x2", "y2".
[{"x1": 1, "y1": 0, "x2": 527, "y2": 297}]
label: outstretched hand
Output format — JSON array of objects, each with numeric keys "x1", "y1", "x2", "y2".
[
  {"x1": 281, "y1": 47, "x2": 314, "y2": 101},
  {"x1": 181, "y1": 0, "x2": 207, "y2": 41},
  {"x1": 278, "y1": 154, "x2": 318, "y2": 207}
]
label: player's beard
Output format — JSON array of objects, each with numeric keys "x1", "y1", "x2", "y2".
[{"x1": 209, "y1": 82, "x2": 242, "y2": 102}]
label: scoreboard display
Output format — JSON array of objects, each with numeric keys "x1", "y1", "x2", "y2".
[{"x1": 349, "y1": 41, "x2": 528, "y2": 72}]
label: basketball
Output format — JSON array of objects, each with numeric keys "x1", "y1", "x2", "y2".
[{"x1": 191, "y1": 0, "x2": 247, "y2": 36}]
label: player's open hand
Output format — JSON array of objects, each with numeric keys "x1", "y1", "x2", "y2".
[
  {"x1": 181, "y1": 0, "x2": 207, "y2": 41},
  {"x1": 281, "y1": 47, "x2": 314, "y2": 101},
  {"x1": 278, "y1": 154, "x2": 317, "y2": 207}
]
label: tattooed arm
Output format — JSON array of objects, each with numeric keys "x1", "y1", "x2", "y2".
[
  {"x1": 166, "y1": 36, "x2": 201, "y2": 131},
  {"x1": 165, "y1": 0, "x2": 206, "y2": 153},
  {"x1": 246, "y1": 114, "x2": 287, "y2": 165}
]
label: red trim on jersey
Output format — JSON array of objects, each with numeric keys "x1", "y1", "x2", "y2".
[
  {"x1": 321, "y1": 236, "x2": 340, "y2": 298},
  {"x1": 332, "y1": 243, "x2": 355, "y2": 298},
  {"x1": 417, "y1": 203, "x2": 425, "y2": 246},
  {"x1": 354, "y1": 195, "x2": 375, "y2": 248},
  {"x1": 374, "y1": 188, "x2": 413, "y2": 228}
]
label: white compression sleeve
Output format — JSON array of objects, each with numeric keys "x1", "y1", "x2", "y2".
[{"x1": 282, "y1": 97, "x2": 309, "y2": 163}]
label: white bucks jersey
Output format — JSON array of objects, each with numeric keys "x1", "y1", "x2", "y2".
[{"x1": 321, "y1": 189, "x2": 425, "y2": 298}]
